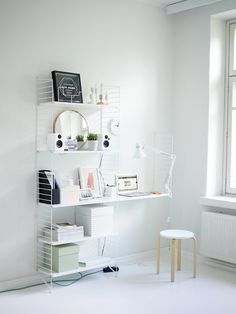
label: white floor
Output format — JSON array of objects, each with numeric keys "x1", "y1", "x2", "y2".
[{"x1": 0, "y1": 256, "x2": 236, "y2": 314}]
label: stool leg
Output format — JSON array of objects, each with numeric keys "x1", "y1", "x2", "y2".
[
  {"x1": 177, "y1": 239, "x2": 182, "y2": 271},
  {"x1": 171, "y1": 239, "x2": 176, "y2": 282},
  {"x1": 157, "y1": 235, "x2": 160, "y2": 274},
  {"x1": 193, "y1": 236, "x2": 197, "y2": 278}
]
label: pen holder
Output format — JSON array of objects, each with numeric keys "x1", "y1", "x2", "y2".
[{"x1": 104, "y1": 185, "x2": 117, "y2": 197}]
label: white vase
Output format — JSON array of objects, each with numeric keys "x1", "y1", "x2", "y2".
[
  {"x1": 77, "y1": 141, "x2": 85, "y2": 150},
  {"x1": 87, "y1": 140, "x2": 98, "y2": 151}
]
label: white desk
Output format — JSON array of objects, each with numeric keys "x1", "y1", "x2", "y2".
[{"x1": 39, "y1": 193, "x2": 169, "y2": 208}]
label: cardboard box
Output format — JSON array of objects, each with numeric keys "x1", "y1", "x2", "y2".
[{"x1": 51, "y1": 244, "x2": 79, "y2": 272}]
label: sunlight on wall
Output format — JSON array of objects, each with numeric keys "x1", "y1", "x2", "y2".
[{"x1": 206, "y1": 17, "x2": 225, "y2": 196}]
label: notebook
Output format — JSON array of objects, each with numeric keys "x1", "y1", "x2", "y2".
[{"x1": 116, "y1": 174, "x2": 151, "y2": 197}]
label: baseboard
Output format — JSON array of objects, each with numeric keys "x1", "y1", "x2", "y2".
[
  {"x1": 200, "y1": 256, "x2": 236, "y2": 273},
  {"x1": 0, "y1": 273, "x2": 42, "y2": 292},
  {"x1": 177, "y1": 249, "x2": 236, "y2": 273},
  {"x1": 114, "y1": 249, "x2": 157, "y2": 264}
]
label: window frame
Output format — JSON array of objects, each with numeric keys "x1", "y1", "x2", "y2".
[{"x1": 225, "y1": 20, "x2": 236, "y2": 195}]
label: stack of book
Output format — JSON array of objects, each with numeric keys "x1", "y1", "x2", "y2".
[
  {"x1": 45, "y1": 223, "x2": 84, "y2": 242},
  {"x1": 76, "y1": 205, "x2": 114, "y2": 237}
]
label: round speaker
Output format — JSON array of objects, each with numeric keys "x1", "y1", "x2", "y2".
[
  {"x1": 103, "y1": 140, "x2": 110, "y2": 148},
  {"x1": 56, "y1": 140, "x2": 63, "y2": 148}
]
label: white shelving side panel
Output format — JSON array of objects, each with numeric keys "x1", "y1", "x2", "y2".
[{"x1": 99, "y1": 86, "x2": 120, "y2": 186}]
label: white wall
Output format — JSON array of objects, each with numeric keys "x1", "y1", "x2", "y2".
[
  {"x1": 0, "y1": 0, "x2": 173, "y2": 282},
  {"x1": 171, "y1": 0, "x2": 236, "y2": 244}
]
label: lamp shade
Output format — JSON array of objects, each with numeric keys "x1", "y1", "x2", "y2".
[{"x1": 133, "y1": 143, "x2": 147, "y2": 159}]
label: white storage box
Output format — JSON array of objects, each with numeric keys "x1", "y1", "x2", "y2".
[{"x1": 76, "y1": 205, "x2": 114, "y2": 237}]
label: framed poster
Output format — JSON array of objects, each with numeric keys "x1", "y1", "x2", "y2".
[
  {"x1": 51, "y1": 71, "x2": 83, "y2": 103},
  {"x1": 79, "y1": 168, "x2": 102, "y2": 197}
]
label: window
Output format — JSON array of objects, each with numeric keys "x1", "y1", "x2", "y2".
[{"x1": 226, "y1": 21, "x2": 236, "y2": 194}]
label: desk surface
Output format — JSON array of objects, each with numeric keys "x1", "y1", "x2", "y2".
[{"x1": 39, "y1": 193, "x2": 169, "y2": 208}]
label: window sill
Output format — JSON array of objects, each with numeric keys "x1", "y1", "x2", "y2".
[{"x1": 200, "y1": 196, "x2": 236, "y2": 210}]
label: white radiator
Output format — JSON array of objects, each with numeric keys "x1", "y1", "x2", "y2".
[{"x1": 201, "y1": 211, "x2": 236, "y2": 264}]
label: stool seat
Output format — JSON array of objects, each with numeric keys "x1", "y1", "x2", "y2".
[{"x1": 160, "y1": 229, "x2": 194, "y2": 240}]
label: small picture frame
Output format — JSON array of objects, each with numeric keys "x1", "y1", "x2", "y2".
[
  {"x1": 79, "y1": 188, "x2": 93, "y2": 200},
  {"x1": 51, "y1": 71, "x2": 83, "y2": 103},
  {"x1": 79, "y1": 168, "x2": 102, "y2": 197}
]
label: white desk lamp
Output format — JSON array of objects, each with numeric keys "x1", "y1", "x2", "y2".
[{"x1": 134, "y1": 143, "x2": 176, "y2": 198}]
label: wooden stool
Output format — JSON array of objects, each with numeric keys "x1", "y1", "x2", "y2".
[{"x1": 156, "y1": 229, "x2": 197, "y2": 282}]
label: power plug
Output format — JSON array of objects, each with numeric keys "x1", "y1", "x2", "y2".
[{"x1": 103, "y1": 266, "x2": 119, "y2": 273}]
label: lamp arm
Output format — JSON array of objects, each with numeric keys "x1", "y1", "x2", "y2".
[
  {"x1": 134, "y1": 143, "x2": 176, "y2": 197},
  {"x1": 98, "y1": 152, "x2": 106, "y2": 195},
  {"x1": 144, "y1": 145, "x2": 176, "y2": 197},
  {"x1": 145, "y1": 145, "x2": 176, "y2": 160},
  {"x1": 164, "y1": 155, "x2": 176, "y2": 197}
]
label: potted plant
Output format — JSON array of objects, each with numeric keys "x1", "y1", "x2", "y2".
[
  {"x1": 76, "y1": 134, "x2": 84, "y2": 150},
  {"x1": 87, "y1": 133, "x2": 98, "y2": 151}
]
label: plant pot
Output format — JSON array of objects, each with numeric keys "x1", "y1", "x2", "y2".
[
  {"x1": 87, "y1": 140, "x2": 98, "y2": 151},
  {"x1": 77, "y1": 141, "x2": 85, "y2": 150}
]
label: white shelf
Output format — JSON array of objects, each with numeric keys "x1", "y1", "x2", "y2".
[
  {"x1": 38, "y1": 101, "x2": 117, "y2": 111},
  {"x1": 200, "y1": 196, "x2": 236, "y2": 210},
  {"x1": 52, "y1": 261, "x2": 113, "y2": 278},
  {"x1": 37, "y1": 149, "x2": 105, "y2": 154},
  {"x1": 38, "y1": 193, "x2": 169, "y2": 208},
  {"x1": 38, "y1": 232, "x2": 117, "y2": 246}
]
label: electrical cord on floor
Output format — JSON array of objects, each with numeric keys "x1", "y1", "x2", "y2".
[
  {"x1": 53, "y1": 270, "x2": 102, "y2": 287},
  {"x1": 0, "y1": 283, "x2": 47, "y2": 294},
  {"x1": 0, "y1": 269, "x2": 103, "y2": 294}
]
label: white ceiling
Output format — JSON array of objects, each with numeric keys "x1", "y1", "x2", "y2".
[
  {"x1": 156, "y1": 0, "x2": 186, "y2": 7},
  {"x1": 137, "y1": 0, "x2": 222, "y2": 9},
  {"x1": 136, "y1": 0, "x2": 188, "y2": 7}
]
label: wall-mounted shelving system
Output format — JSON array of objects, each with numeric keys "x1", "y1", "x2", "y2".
[{"x1": 36, "y1": 77, "x2": 121, "y2": 290}]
